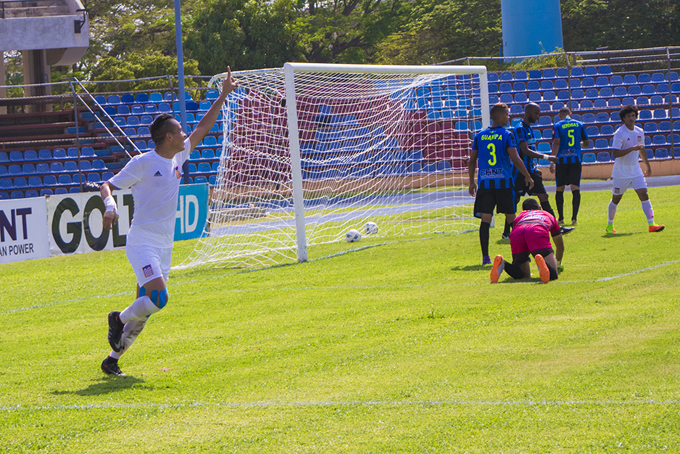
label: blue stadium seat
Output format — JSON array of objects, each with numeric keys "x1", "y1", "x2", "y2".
[
  {"x1": 542, "y1": 69, "x2": 556, "y2": 79},
  {"x1": 515, "y1": 71, "x2": 528, "y2": 80},
  {"x1": 642, "y1": 85, "x2": 655, "y2": 95},
  {"x1": 24, "y1": 189, "x2": 38, "y2": 198},
  {"x1": 557, "y1": 90, "x2": 569, "y2": 100},
  {"x1": 20, "y1": 164, "x2": 35, "y2": 175},
  {"x1": 67, "y1": 148, "x2": 79, "y2": 159},
  {"x1": 638, "y1": 74, "x2": 651, "y2": 84},
  {"x1": 639, "y1": 110, "x2": 653, "y2": 120},
  {"x1": 653, "y1": 109, "x2": 667, "y2": 119},
  {"x1": 599, "y1": 87, "x2": 613, "y2": 97},
  {"x1": 593, "y1": 99, "x2": 607, "y2": 109},
  {"x1": 582, "y1": 78, "x2": 595, "y2": 88},
  {"x1": 628, "y1": 86, "x2": 642, "y2": 96},
  {"x1": 655, "y1": 148, "x2": 669, "y2": 159},
  {"x1": 595, "y1": 112, "x2": 610, "y2": 123},
  {"x1": 656, "y1": 84, "x2": 669, "y2": 94},
  {"x1": 644, "y1": 123, "x2": 657, "y2": 134},
  {"x1": 102, "y1": 171, "x2": 114, "y2": 181},
  {"x1": 594, "y1": 139, "x2": 609, "y2": 149},
  {"x1": 499, "y1": 83, "x2": 512, "y2": 93},
  {"x1": 572, "y1": 89, "x2": 585, "y2": 99},
  {"x1": 43, "y1": 175, "x2": 57, "y2": 186},
  {"x1": 582, "y1": 113, "x2": 596, "y2": 124},
  {"x1": 513, "y1": 82, "x2": 526, "y2": 92},
  {"x1": 194, "y1": 176, "x2": 208, "y2": 184},
  {"x1": 36, "y1": 163, "x2": 49, "y2": 174},
  {"x1": 500, "y1": 72, "x2": 513, "y2": 81},
  {"x1": 7, "y1": 164, "x2": 21, "y2": 176},
  {"x1": 658, "y1": 121, "x2": 671, "y2": 132},
  {"x1": 10, "y1": 191, "x2": 24, "y2": 199},
  {"x1": 148, "y1": 93, "x2": 163, "y2": 103},
  {"x1": 410, "y1": 150, "x2": 423, "y2": 161},
  {"x1": 653, "y1": 135, "x2": 667, "y2": 146},
  {"x1": 54, "y1": 188, "x2": 68, "y2": 195},
  {"x1": 586, "y1": 126, "x2": 599, "y2": 137},
  {"x1": 87, "y1": 173, "x2": 101, "y2": 183},
  {"x1": 136, "y1": 93, "x2": 149, "y2": 103},
  {"x1": 0, "y1": 166, "x2": 6, "y2": 177},
  {"x1": 608, "y1": 98, "x2": 622, "y2": 108},
  {"x1": 0, "y1": 152, "x2": 9, "y2": 163},
  {"x1": 9, "y1": 151, "x2": 23, "y2": 162},
  {"x1": 584, "y1": 67, "x2": 598, "y2": 77},
  {"x1": 613, "y1": 86, "x2": 627, "y2": 97},
  {"x1": 80, "y1": 161, "x2": 92, "y2": 172},
  {"x1": 527, "y1": 81, "x2": 540, "y2": 91},
  {"x1": 121, "y1": 94, "x2": 135, "y2": 104},
  {"x1": 600, "y1": 125, "x2": 614, "y2": 135},
  {"x1": 528, "y1": 92, "x2": 541, "y2": 102},
  {"x1": 581, "y1": 100, "x2": 594, "y2": 109},
  {"x1": 650, "y1": 95, "x2": 664, "y2": 105},
  {"x1": 57, "y1": 174, "x2": 72, "y2": 185},
  {"x1": 514, "y1": 93, "x2": 528, "y2": 103},
  {"x1": 623, "y1": 74, "x2": 637, "y2": 85},
  {"x1": 553, "y1": 79, "x2": 568, "y2": 90},
  {"x1": 571, "y1": 67, "x2": 584, "y2": 77},
  {"x1": 596, "y1": 152, "x2": 611, "y2": 162},
  {"x1": 131, "y1": 104, "x2": 144, "y2": 115},
  {"x1": 158, "y1": 102, "x2": 172, "y2": 113},
  {"x1": 116, "y1": 105, "x2": 130, "y2": 115},
  {"x1": 39, "y1": 189, "x2": 53, "y2": 196},
  {"x1": 50, "y1": 162, "x2": 64, "y2": 173},
  {"x1": 13, "y1": 177, "x2": 28, "y2": 189},
  {"x1": 64, "y1": 161, "x2": 78, "y2": 172},
  {"x1": 107, "y1": 95, "x2": 121, "y2": 105}
]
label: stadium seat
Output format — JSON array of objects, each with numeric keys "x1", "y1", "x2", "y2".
[
  {"x1": 64, "y1": 161, "x2": 78, "y2": 172},
  {"x1": 642, "y1": 85, "x2": 655, "y2": 95},
  {"x1": 639, "y1": 110, "x2": 653, "y2": 120},
  {"x1": 10, "y1": 191, "x2": 24, "y2": 199},
  {"x1": 107, "y1": 95, "x2": 121, "y2": 105},
  {"x1": 599, "y1": 87, "x2": 613, "y2": 98},
  {"x1": 117, "y1": 105, "x2": 130, "y2": 115},
  {"x1": 571, "y1": 67, "x2": 584, "y2": 77},
  {"x1": 39, "y1": 189, "x2": 53, "y2": 196},
  {"x1": 9, "y1": 151, "x2": 23, "y2": 162},
  {"x1": 581, "y1": 100, "x2": 594, "y2": 109},
  {"x1": 131, "y1": 104, "x2": 144, "y2": 115},
  {"x1": 54, "y1": 188, "x2": 68, "y2": 195},
  {"x1": 644, "y1": 123, "x2": 657, "y2": 134},
  {"x1": 594, "y1": 139, "x2": 609, "y2": 149},
  {"x1": 653, "y1": 135, "x2": 667, "y2": 146},
  {"x1": 655, "y1": 148, "x2": 669, "y2": 159},
  {"x1": 36, "y1": 163, "x2": 49, "y2": 174},
  {"x1": 638, "y1": 74, "x2": 652, "y2": 84},
  {"x1": 7, "y1": 165, "x2": 22, "y2": 176},
  {"x1": 595, "y1": 112, "x2": 610, "y2": 123},
  {"x1": 58, "y1": 174, "x2": 72, "y2": 185},
  {"x1": 43, "y1": 175, "x2": 58, "y2": 186},
  {"x1": 159, "y1": 103, "x2": 172, "y2": 113},
  {"x1": 513, "y1": 82, "x2": 526, "y2": 92},
  {"x1": 628, "y1": 86, "x2": 642, "y2": 96},
  {"x1": 510, "y1": 104, "x2": 523, "y2": 115},
  {"x1": 658, "y1": 121, "x2": 671, "y2": 132},
  {"x1": 67, "y1": 148, "x2": 79, "y2": 159},
  {"x1": 28, "y1": 176, "x2": 42, "y2": 188},
  {"x1": 608, "y1": 98, "x2": 622, "y2": 108},
  {"x1": 80, "y1": 161, "x2": 93, "y2": 172},
  {"x1": 582, "y1": 78, "x2": 595, "y2": 88},
  {"x1": 20, "y1": 164, "x2": 35, "y2": 175},
  {"x1": 582, "y1": 113, "x2": 596, "y2": 124},
  {"x1": 586, "y1": 126, "x2": 599, "y2": 137},
  {"x1": 121, "y1": 94, "x2": 135, "y2": 104},
  {"x1": 194, "y1": 176, "x2": 208, "y2": 184},
  {"x1": 514, "y1": 93, "x2": 528, "y2": 103},
  {"x1": 543, "y1": 91, "x2": 556, "y2": 101},
  {"x1": 600, "y1": 125, "x2": 614, "y2": 135},
  {"x1": 50, "y1": 162, "x2": 64, "y2": 173},
  {"x1": 557, "y1": 90, "x2": 569, "y2": 100},
  {"x1": 593, "y1": 99, "x2": 607, "y2": 109},
  {"x1": 87, "y1": 173, "x2": 101, "y2": 183},
  {"x1": 657, "y1": 84, "x2": 669, "y2": 94},
  {"x1": 596, "y1": 152, "x2": 611, "y2": 162},
  {"x1": 527, "y1": 81, "x2": 539, "y2": 91},
  {"x1": 13, "y1": 177, "x2": 28, "y2": 189},
  {"x1": 499, "y1": 83, "x2": 512, "y2": 93},
  {"x1": 136, "y1": 93, "x2": 149, "y2": 103}
]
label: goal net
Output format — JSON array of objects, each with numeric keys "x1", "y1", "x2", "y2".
[{"x1": 177, "y1": 63, "x2": 489, "y2": 269}]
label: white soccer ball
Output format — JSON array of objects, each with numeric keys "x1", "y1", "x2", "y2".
[
  {"x1": 345, "y1": 229, "x2": 361, "y2": 243},
  {"x1": 364, "y1": 221, "x2": 379, "y2": 235}
]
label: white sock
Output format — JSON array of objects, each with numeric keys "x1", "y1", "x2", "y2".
[
  {"x1": 641, "y1": 200, "x2": 654, "y2": 224},
  {"x1": 120, "y1": 296, "x2": 159, "y2": 324},
  {"x1": 607, "y1": 201, "x2": 617, "y2": 225},
  {"x1": 109, "y1": 319, "x2": 149, "y2": 359}
]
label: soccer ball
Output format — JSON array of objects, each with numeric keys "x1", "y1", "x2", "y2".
[
  {"x1": 345, "y1": 229, "x2": 361, "y2": 243},
  {"x1": 364, "y1": 221, "x2": 378, "y2": 235}
]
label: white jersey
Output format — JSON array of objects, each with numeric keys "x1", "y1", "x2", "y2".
[
  {"x1": 109, "y1": 139, "x2": 191, "y2": 248},
  {"x1": 611, "y1": 125, "x2": 644, "y2": 179}
]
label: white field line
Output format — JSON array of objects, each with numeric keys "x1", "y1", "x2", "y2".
[
  {"x1": 2, "y1": 259, "x2": 679, "y2": 316},
  {"x1": 2, "y1": 399, "x2": 680, "y2": 413}
]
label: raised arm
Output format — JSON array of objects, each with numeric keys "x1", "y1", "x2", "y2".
[{"x1": 189, "y1": 66, "x2": 239, "y2": 151}]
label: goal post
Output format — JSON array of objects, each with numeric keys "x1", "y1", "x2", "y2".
[{"x1": 176, "y1": 63, "x2": 490, "y2": 269}]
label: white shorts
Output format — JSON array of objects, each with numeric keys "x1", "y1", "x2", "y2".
[
  {"x1": 612, "y1": 174, "x2": 647, "y2": 195},
  {"x1": 126, "y1": 244, "x2": 173, "y2": 287}
]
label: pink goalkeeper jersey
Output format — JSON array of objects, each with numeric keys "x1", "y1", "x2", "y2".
[{"x1": 513, "y1": 210, "x2": 561, "y2": 236}]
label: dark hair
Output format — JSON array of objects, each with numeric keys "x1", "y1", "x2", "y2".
[
  {"x1": 490, "y1": 102, "x2": 509, "y2": 120},
  {"x1": 619, "y1": 104, "x2": 638, "y2": 121},
  {"x1": 522, "y1": 198, "x2": 541, "y2": 211},
  {"x1": 150, "y1": 113, "x2": 175, "y2": 146},
  {"x1": 558, "y1": 106, "x2": 571, "y2": 115}
]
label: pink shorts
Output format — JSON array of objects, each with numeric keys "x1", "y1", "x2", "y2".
[{"x1": 510, "y1": 224, "x2": 552, "y2": 255}]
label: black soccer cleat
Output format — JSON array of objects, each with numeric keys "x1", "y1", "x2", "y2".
[
  {"x1": 560, "y1": 226, "x2": 575, "y2": 235},
  {"x1": 107, "y1": 311, "x2": 125, "y2": 352},
  {"x1": 101, "y1": 356, "x2": 126, "y2": 376}
]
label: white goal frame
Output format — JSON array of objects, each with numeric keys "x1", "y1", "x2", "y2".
[{"x1": 284, "y1": 63, "x2": 490, "y2": 262}]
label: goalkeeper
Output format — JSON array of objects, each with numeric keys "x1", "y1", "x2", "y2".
[
  {"x1": 99, "y1": 68, "x2": 239, "y2": 376},
  {"x1": 490, "y1": 198, "x2": 564, "y2": 284}
]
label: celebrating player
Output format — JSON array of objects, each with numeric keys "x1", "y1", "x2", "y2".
[
  {"x1": 606, "y1": 105, "x2": 665, "y2": 234},
  {"x1": 503, "y1": 102, "x2": 559, "y2": 239},
  {"x1": 550, "y1": 107, "x2": 589, "y2": 225},
  {"x1": 469, "y1": 102, "x2": 533, "y2": 265},
  {"x1": 99, "y1": 68, "x2": 239, "y2": 376},
  {"x1": 490, "y1": 198, "x2": 564, "y2": 284}
]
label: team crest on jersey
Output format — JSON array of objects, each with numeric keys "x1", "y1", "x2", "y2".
[
  {"x1": 142, "y1": 264, "x2": 154, "y2": 278},
  {"x1": 154, "y1": 171, "x2": 162, "y2": 177}
]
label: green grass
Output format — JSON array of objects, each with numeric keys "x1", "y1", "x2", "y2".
[{"x1": 2, "y1": 186, "x2": 680, "y2": 453}]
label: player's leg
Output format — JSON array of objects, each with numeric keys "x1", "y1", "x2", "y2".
[
  {"x1": 632, "y1": 178, "x2": 664, "y2": 232},
  {"x1": 569, "y1": 163, "x2": 583, "y2": 224},
  {"x1": 607, "y1": 179, "x2": 628, "y2": 233},
  {"x1": 524, "y1": 227, "x2": 557, "y2": 282},
  {"x1": 474, "y1": 189, "x2": 496, "y2": 264},
  {"x1": 505, "y1": 176, "x2": 523, "y2": 239},
  {"x1": 554, "y1": 164, "x2": 567, "y2": 223},
  {"x1": 503, "y1": 227, "x2": 531, "y2": 280},
  {"x1": 497, "y1": 186, "x2": 517, "y2": 252},
  {"x1": 533, "y1": 251, "x2": 558, "y2": 283}
]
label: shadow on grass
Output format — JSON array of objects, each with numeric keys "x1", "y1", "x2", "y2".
[
  {"x1": 450, "y1": 264, "x2": 489, "y2": 271},
  {"x1": 602, "y1": 232, "x2": 637, "y2": 238},
  {"x1": 52, "y1": 376, "x2": 149, "y2": 396},
  {"x1": 495, "y1": 277, "x2": 548, "y2": 284}
]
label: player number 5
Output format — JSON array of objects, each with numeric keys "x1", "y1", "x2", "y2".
[
  {"x1": 567, "y1": 129, "x2": 575, "y2": 147},
  {"x1": 487, "y1": 143, "x2": 497, "y2": 166}
]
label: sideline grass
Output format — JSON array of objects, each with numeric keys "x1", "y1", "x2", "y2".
[{"x1": 1, "y1": 187, "x2": 680, "y2": 453}]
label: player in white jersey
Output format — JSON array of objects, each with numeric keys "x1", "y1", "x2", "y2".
[
  {"x1": 606, "y1": 105, "x2": 665, "y2": 234},
  {"x1": 99, "y1": 68, "x2": 239, "y2": 376}
]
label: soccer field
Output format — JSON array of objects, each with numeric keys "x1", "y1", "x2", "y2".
[{"x1": 1, "y1": 186, "x2": 680, "y2": 453}]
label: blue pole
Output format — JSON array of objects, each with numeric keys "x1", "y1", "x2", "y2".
[{"x1": 174, "y1": 0, "x2": 190, "y2": 183}]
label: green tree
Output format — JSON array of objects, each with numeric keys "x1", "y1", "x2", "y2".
[
  {"x1": 374, "y1": 0, "x2": 502, "y2": 65},
  {"x1": 185, "y1": 0, "x2": 303, "y2": 74}
]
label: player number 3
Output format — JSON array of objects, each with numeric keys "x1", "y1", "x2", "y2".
[{"x1": 487, "y1": 143, "x2": 497, "y2": 166}]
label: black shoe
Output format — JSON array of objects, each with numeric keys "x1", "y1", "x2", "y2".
[
  {"x1": 560, "y1": 226, "x2": 575, "y2": 235},
  {"x1": 101, "y1": 356, "x2": 126, "y2": 376},
  {"x1": 107, "y1": 311, "x2": 125, "y2": 352},
  {"x1": 501, "y1": 233, "x2": 510, "y2": 240}
]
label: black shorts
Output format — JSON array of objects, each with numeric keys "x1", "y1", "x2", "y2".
[
  {"x1": 511, "y1": 247, "x2": 554, "y2": 266},
  {"x1": 555, "y1": 162, "x2": 582, "y2": 187},
  {"x1": 515, "y1": 171, "x2": 547, "y2": 198},
  {"x1": 474, "y1": 186, "x2": 516, "y2": 217}
]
